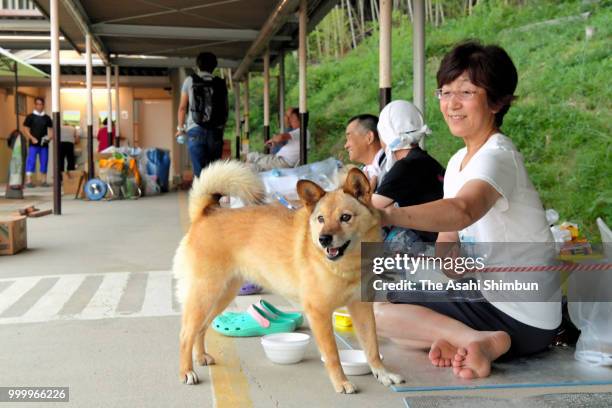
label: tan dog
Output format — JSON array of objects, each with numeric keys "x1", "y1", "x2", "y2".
[{"x1": 173, "y1": 160, "x2": 404, "y2": 393}]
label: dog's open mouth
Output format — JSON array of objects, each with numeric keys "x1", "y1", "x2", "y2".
[{"x1": 325, "y1": 240, "x2": 351, "y2": 261}]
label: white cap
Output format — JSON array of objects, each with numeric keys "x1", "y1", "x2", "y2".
[{"x1": 377, "y1": 100, "x2": 431, "y2": 172}]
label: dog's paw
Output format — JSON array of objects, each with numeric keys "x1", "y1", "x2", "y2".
[
  {"x1": 196, "y1": 353, "x2": 215, "y2": 366},
  {"x1": 372, "y1": 367, "x2": 405, "y2": 387},
  {"x1": 334, "y1": 380, "x2": 357, "y2": 394},
  {"x1": 181, "y1": 370, "x2": 199, "y2": 385}
]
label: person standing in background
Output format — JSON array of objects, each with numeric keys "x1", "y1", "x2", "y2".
[
  {"x1": 23, "y1": 97, "x2": 53, "y2": 187},
  {"x1": 59, "y1": 121, "x2": 80, "y2": 173},
  {"x1": 175, "y1": 52, "x2": 229, "y2": 177},
  {"x1": 96, "y1": 118, "x2": 114, "y2": 152}
]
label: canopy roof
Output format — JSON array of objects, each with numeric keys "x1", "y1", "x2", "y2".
[
  {"x1": 28, "y1": 0, "x2": 338, "y2": 74},
  {"x1": 0, "y1": 47, "x2": 49, "y2": 78}
]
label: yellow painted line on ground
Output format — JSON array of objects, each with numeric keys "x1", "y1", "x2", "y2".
[
  {"x1": 177, "y1": 191, "x2": 253, "y2": 408},
  {"x1": 208, "y1": 330, "x2": 254, "y2": 407}
]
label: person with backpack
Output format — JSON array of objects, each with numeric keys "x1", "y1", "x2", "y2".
[{"x1": 176, "y1": 52, "x2": 229, "y2": 178}]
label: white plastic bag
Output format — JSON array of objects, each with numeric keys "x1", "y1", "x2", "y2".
[
  {"x1": 568, "y1": 218, "x2": 612, "y2": 366},
  {"x1": 259, "y1": 157, "x2": 342, "y2": 201}
]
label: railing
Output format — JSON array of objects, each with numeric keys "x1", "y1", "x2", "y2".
[
  {"x1": 0, "y1": 0, "x2": 41, "y2": 17},
  {"x1": 0, "y1": 0, "x2": 37, "y2": 10}
]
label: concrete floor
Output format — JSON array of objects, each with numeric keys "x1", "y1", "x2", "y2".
[{"x1": 1, "y1": 188, "x2": 611, "y2": 407}]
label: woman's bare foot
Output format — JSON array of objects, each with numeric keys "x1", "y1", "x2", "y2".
[
  {"x1": 429, "y1": 339, "x2": 457, "y2": 368},
  {"x1": 452, "y1": 331, "x2": 511, "y2": 379}
]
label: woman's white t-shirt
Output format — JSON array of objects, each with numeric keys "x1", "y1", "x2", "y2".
[{"x1": 444, "y1": 133, "x2": 561, "y2": 330}]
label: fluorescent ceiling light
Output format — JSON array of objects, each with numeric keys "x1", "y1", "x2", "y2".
[
  {"x1": 60, "y1": 88, "x2": 116, "y2": 94},
  {"x1": 0, "y1": 35, "x2": 66, "y2": 41}
]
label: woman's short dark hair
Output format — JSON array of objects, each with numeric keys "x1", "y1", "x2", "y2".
[
  {"x1": 196, "y1": 52, "x2": 218, "y2": 73},
  {"x1": 437, "y1": 41, "x2": 517, "y2": 127}
]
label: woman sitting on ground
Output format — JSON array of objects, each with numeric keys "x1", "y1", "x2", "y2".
[
  {"x1": 374, "y1": 41, "x2": 561, "y2": 379},
  {"x1": 371, "y1": 100, "x2": 445, "y2": 244}
]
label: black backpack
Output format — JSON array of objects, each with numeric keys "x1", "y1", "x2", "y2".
[{"x1": 190, "y1": 74, "x2": 227, "y2": 129}]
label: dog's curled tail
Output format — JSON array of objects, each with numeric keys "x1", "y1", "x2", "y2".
[{"x1": 189, "y1": 160, "x2": 265, "y2": 222}]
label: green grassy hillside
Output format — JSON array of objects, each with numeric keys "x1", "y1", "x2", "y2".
[{"x1": 231, "y1": 0, "x2": 611, "y2": 239}]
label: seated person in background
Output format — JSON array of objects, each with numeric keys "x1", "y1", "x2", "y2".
[
  {"x1": 270, "y1": 107, "x2": 295, "y2": 154},
  {"x1": 344, "y1": 113, "x2": 386, "y2": 191},
  {"x1": 247, "y1": 107, "x2": 310, "y2": 172},
  {"x1": 372, "y1": 100, "x2": 445, "y2": 243}
]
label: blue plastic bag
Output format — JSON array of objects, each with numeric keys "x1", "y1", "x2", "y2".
[{"x1": 145, "y1": 148, "x2": 171, "y2": 193}]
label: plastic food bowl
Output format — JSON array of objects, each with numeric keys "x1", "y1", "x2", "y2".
[
  {"x1": 261, "y1": 332, "x2": 311, "y2": 364},
  {"x1": 333, "y1": 308, "x2": 352, "y2": 328},
  {"x1": 321, "y1": 350, "x2": 382, "y2": 376}
]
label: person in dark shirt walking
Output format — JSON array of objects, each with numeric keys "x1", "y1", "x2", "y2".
[
  {"x1": 23, "y1": 97, "x2": 53, "y2": 187},
  {"x1": 175, "y1": 52, "x2": 228, "y2": 178}
]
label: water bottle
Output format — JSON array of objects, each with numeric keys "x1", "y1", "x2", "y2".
[{"x1": 272, "y1": 192, "x2": 296, "y2": 210}]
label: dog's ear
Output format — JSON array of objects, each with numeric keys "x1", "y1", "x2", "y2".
[
  {"x1": 297, "y1": 180, "x2": 326, "y2": 212},
  {"x1": 343, "y1": 167, "x2": 371, "y2": 206}
]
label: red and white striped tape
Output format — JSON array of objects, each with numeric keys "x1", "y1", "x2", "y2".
[{"x1": 476, "y1": 263, "x2": 612, "y2": 273}]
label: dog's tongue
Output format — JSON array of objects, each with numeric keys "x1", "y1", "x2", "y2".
[{"x1": 328, "y1": 247, "x2": 339, "y2": 257}]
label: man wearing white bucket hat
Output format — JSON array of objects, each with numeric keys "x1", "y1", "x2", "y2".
[{"x1": 372, "y1": 100, "x2": 445, "y2": 243}]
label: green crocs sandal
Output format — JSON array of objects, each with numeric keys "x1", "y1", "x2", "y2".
[
  {"x1": 258, "y1": 300, "x2": 304, "y2": 328},
  {"x1": 212, "y1": 304, "x2": 296, "y2": 337},
  {"x1": 221, "y1": 300, "x2": 304, "y2": 328}
]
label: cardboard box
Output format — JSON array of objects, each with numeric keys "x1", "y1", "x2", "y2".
[
  {"x1": 0, "y1": 216, "x2": 27, "y2": 256},
  {"x1": 63, "y1": 170, "x2": 86, "y2": 196}
]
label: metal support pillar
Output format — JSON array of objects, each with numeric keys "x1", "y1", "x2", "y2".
[
  {"x1": 298, "y1": 0, "x2": 308, "y2": 165},
  {"x1": 379, "y1": 0, "x2": 392, "y2": 111}
]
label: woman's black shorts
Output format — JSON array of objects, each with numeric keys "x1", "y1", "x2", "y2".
[{"x1": 387, "y1": 285, "x2": 558, "y2": 359}]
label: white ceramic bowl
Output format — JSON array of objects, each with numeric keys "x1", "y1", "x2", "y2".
[
  {"x1": 321, "y1": 349, "x2": 382, "y2": 376},
  {"x1": 261, "y1": 332, "x2": 311, "y2": 364}
]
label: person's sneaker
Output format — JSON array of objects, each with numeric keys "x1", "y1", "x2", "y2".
[
  {"x1": 41, "y1": 182, "x2": 50, "y2": 188},
  {"x1": 26, "y1": 183, "x2": 34, "y2": 188}
]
